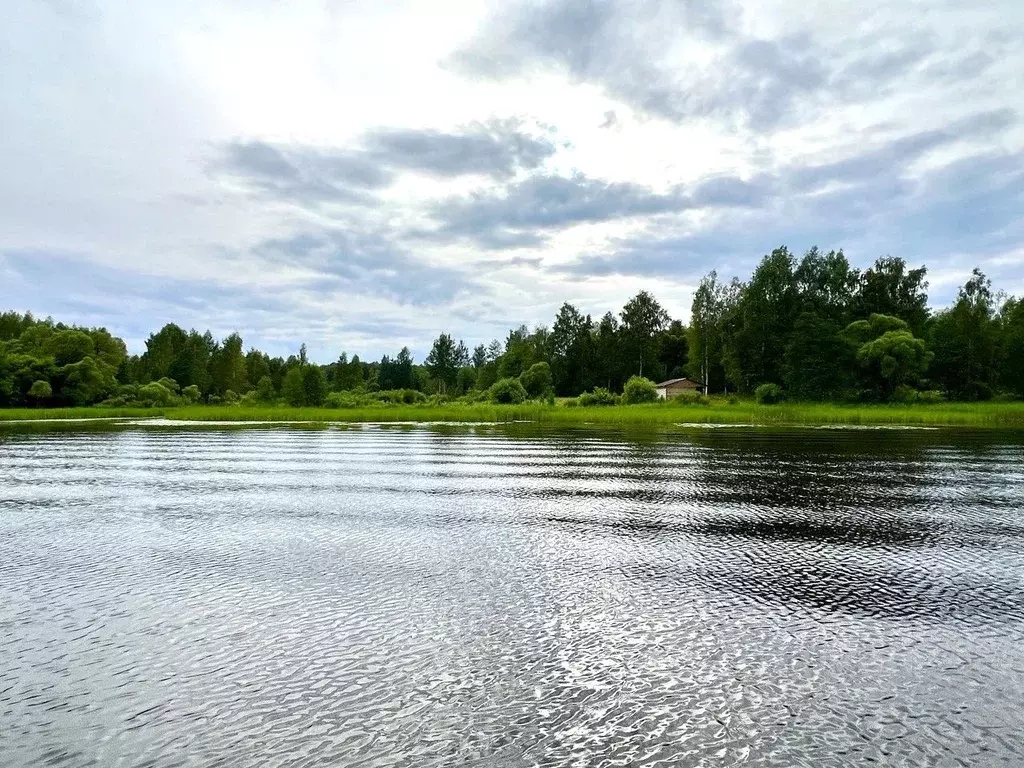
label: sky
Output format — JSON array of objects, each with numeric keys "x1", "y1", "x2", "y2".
[{"x1": 1, "y1": 0, "x2": 1023, "y2": 361}]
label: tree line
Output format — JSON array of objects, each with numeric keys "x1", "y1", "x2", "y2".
[{"x1": 2, "y1": 246, "x2": 1022, "y2": 407}]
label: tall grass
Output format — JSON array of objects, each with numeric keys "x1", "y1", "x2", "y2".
[
  {"x1": 164, "y1": 404, "x2": 552, "y2": 423},
  {"x1": 0, "y1": 407, "x2": 166, "y2": 421},
  {"x1": 3, "y1": 400, "x2": 1024, "y2": 427}
]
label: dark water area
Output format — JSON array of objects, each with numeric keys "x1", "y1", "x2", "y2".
[{"x1": 2, "y1": 423, "x2": 1023, "y2": 767}]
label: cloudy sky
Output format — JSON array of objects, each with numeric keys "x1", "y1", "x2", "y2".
[{"x1": 2, "y1": 0, "x2": 1022, "y2": 360}]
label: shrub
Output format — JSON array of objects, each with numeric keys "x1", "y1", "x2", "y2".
[
  {"x1": 238, "y1": 391, "x2": 260, "y2": 406},
  {"x1": 461, "y1": 389, "x2": 489, "y2": 404},
  {"x1": 222, "y1": 389, "x2": 240, "y2": 404},
  {"x1": 961, "y1": 381, "x2": 994, "y2": 402},
  {"x1": 578, "y1": 387, "x2": 617, "y2": 406},
  {"x1": 325, "y1": 391, "x2": 362, "y2": 408},
  {"x1": 755, "y1": 383, "x2": 785, "y2": 404},
  {"x1": 137, "y1": 381, "x2": 175, "y2": 406},
  {"x1": 181, "y1": 384, "x2": 201, "y2": 404},
  {"x1": 404, "y1": 389, "x2": 427, "y2": 404},
  {"x1": 891, "y1": 385, "x2": 920, "y2": 404},
  {"x1": 489, "y1": 377, "x2": 528, "y2": 404},
  {"x1": 156, "y1": 377, "x2": 179, "y2": 393},
  {"x1": 563, "y1": 397, "x2": 580, "y2": 407},
  {"x1": 28, "y1": 379, "x2": 52, "y2": 401},
  {"x1": 727, "y1": 395, "x2": 739, "y2": 405},
  {"x1": 891, "y1": 386, "x2": 945, "y2": 405},
  {"x1": 519, "y1": 362, "x2": 553, "y2": 398},
  {"x1": 622, "y1": 376, "x2": 658, "y2": 405},
  {"x1": 374, "y1": 389, "x2": 427, "y2": 405}
]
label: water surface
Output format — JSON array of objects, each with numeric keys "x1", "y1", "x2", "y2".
[{"x1": 2, "y1": 424, "x2": 1023, "y2": 766}]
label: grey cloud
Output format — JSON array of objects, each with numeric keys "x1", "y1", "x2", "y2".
[
  {"x1": 214, "y1": 120, "x2": 557, "y2": 206},
  {"x1": 555, "y1": 142, "x2": 1024, "y2": 293},
  {"x1": 363, "y1": 119, "x2": 556, "y2": 179},
  {"x1": 725, "y1": 37, "x2": 829, "y2": 129},
  {"x1": 448, "y1": 0, "x2": 734, "y2": 124},
  {"x1": 923, "y1": 50, "x2": 995, "y2": 82},
  {"x1": 474, "y1": 255, "x2": 545, "y2": 269},
  {"x1": 423, "y1": 173, "x2": 686, "y2": 248},
  {"x1": 0, "y1": 249, "x2": 299, "y2": 346},
  {"x1": 789, "y1": 108, "x2": 1017, "y2": 192},
  {"x1": 217, "y1": 141, "x2": 387, "y2": 206},
  {"x1": 418, "y1": 107, "x2": 1016, "y2": 249},
  {"x1": 449, "y1": 0, "x2": 1003, "y2": 132},
  {"x1": 256, "y1": 229, "x2": 480, "y2": 306},
  {"x1": 690, "y1": 174, "x2": 774, "y2": 208}
]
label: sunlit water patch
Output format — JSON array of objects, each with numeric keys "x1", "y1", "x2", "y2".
[{"x1": 2, "y1": 425, "x2": 1023, "y2": 767}]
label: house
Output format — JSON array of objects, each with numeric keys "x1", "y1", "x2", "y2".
[{"x1": 655, "y1": 377, "x2": 704, "y2": 399}]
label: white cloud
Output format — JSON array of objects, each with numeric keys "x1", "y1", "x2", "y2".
[{"x1": 1, "y1": 0, "x2": 1022, "y2": 359}]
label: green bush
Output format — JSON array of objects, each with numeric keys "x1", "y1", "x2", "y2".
[
  {"x1": 563, "y1": 397, "x2": 580, "y2": 407},
  {"x1": 28, "y1": 380, "x2": 52, "y2": 401},
  {"x1": 891, "y1": 385, "x2": 920, "y2": 403},
  {"x1": 755, "y1": 383, "x2": 785, "y2": 404},
  {"x1": 156, "y1": 377, "x2": 179, "y2": 393},
  {"x1": 727, "y1": 395, "x2": 739, "y2": 405},
  {"x1": 461, "y1": 389, "x2": 489, "y2": 404},
  {"x1": 992, "y1": 392, "x2": 1021, "y2": 403},
  {"x1": 519, "y1": 362, "x2": 553, "y2": 398},
  {"x1": 137, "y1": 381, "x2": 175, "y2": 406},
  {"x1": 622, "y1": 376, "x2": 658, "y2": 405},
  {"x1": 961, "y1": 381, "x2": 994, "y2": 402},
  {"x1": 181, "y1": 384, "x2": 201, "y2": 404},
  {"x1": 375, "y1": 389, "x2": 427, "y2": 405},
  {"x1": 489, "y1": 377, "x2": 528, "y2": 404},
  {"x1": 325, "y1": 391, "x2": 363, "y2": 408},
  {"x1": 917, "y1": 390, "x2": 946, "y2": 405},
  {"x1": 578, "y1": 387, "x2": 617, "y2": 406},
  {"x1": 238, "y1": 391, "x2": 260, "y2": 406}
]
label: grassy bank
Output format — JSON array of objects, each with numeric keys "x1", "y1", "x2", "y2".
[
  {"x1": 0, "y1": 407, "x2": 168, "y2": 421},
  {"x1": 3, "y1": 400, "x2": 1024, "y2": 427}
]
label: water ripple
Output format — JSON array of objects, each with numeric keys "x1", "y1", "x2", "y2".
[{"x1": 1, "y1": 425, "x2": 1023, "y2": 766}]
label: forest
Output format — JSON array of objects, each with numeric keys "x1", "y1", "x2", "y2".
[{"x1": 2, "y1": 247, "x2": 1023, "y2": 409}]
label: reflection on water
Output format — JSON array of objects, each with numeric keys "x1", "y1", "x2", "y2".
[{"x1": 2, "y1": 424, "x2": 1023, "y2": 767}]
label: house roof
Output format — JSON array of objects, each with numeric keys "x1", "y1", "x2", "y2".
[{"x1": 655, "y1": 377, "x2": 699, "y2": 387}]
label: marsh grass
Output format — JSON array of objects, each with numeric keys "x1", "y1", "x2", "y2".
[
  {"x1": 2, "y1": 399, "x2": 1023, "y2": 427},
  {"x1": 0, "y1": 407, "x2": 165, "y2": 421},
  {"x1": 5, "y1": 399, "x2": 1023, "y2": 427}
]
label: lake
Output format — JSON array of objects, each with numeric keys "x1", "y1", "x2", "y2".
[{"x1": 2, "y1": 423, "x2": 1023, "y2": 766}]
